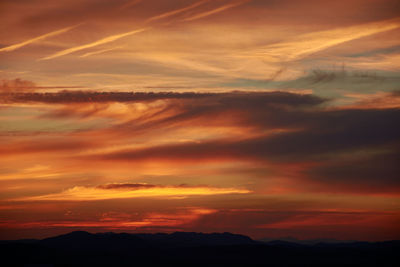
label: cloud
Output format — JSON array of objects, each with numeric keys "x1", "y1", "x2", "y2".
[
  {"x1": 96, "y1": 106, "x2": 400, "y2": 163},
  {"x1": 11, "y1": 0, "x2": 141, "y2": 30},
  {"x1": 305, "y1": 148, "x2": 400, "y2": 194},
  {"x1": 187, "y1": 208, "x2": 400, "y2": 240},
  {"x1": 2, "y1": 90, "x2": 324, "y2": 106},
  {"x1": 146, "y1": 0, "x2": 210, "y2": 23},
  {"x1": 10, "y1": 91, "x2": 326, "y2": 138},
  {"x1": 16, "y1": 183, "x2": 251, "y2": 201},
  {"x1": 304, "y1": 69, "x2": 385, "y2": 84},
  {"x1": 84, "y1": 96, "x2": 399, "y2": 194},
  {"x1": 118, "y1": 0, "x2": 142, "y2": 10},
  {"x1": 3, "y1": 88, "x2": 400, "y2": 195},
  {"x1": 106, "y1": 107, "x2": 399, "y2": 161},
  {"x1": 0, "y1": 207, "x2": 217, "y2": 230},
  {"x1": 0, "y1": 138, "x2": 96, "y2": 156},
  {"x1": 79, "y1": 46, "x2": 123, "y2": 58},
  {"x1": 40, "y1": 28, "x2": 148, "y2": 60},
  {"x1": 252, "y1": 19, "x2": 400, "y2": 61},
  {"x1": 344, "y1": 91, "x2": 400, "y2": 109},
  {"x1": 0, "y1": 78, "x2": 86, "y2": 93},
  {"x1": 182, "y1": 0, "x2": 251, "y2": 22},
  {"x1": 0, "y1": 164, "x2": 60, "y2": 181},
  {"x1": 0, "y1": 25, "x2": 78, "y2": 53},
  {"x1": 1, "y1": 90, "x2": 216, "y2": 103},
  {"x1": 392, "y1": 90, "x2": 400, "y2": 96},
  {"x1": 0, "y1": 78, "x2": 36, "y2": 93},
  {"x1": 232, "y1": 69, "x2": 400, "y2": 100},
  {"x1": 97, "y1": 183, "x2": 157, "y2": 190}
]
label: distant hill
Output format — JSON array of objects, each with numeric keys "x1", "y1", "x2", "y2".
[
  {"x1": 258, "y1": 237, "x2": 358, "y2": 245},
  {"x1": 134, "y1": 231, "x2": 256, "y2": 247},
  {"x1": 40, "y1": 231, "x2": 147, "y2": 251},
  {"x1": 38, "y1": 231, "x2": 256, "y2": 250},
  {"x1": 1, "y1": 231, "x2": 399, "y2": 266}
]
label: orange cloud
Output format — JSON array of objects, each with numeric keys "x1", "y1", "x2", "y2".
[
  {"x1": 146, "y1": 0, "x2": 210, "y2": 23},
  {"x1": 183, "y1": 0, "x2": 251, "y2": 22},
  {"x1": 41, "y1": 28, "x2": 149, "y2": 60},
  {"x1": 0, "y1": 78, "x2": 36, "y2": 93},
  {"x1": 118, "y1": 0, "x2": 142, "y2": 10},
  {"x1": 0, "y1": 208, "x2": 217, "y2": 230},
  {"x1": 251, "y1": 19, "x2": 400, "y2": 61},
  {"x1": 128, "y1": 208, "x2": 216, "y2": 227},
  {"x1": 0, "y1": 165, "x2": 57, "y2": 181},
  {"x1": 16, "y1": 183, "x2": 251, "y2": 201},
  {"x1": 342, "y1": 91, "x2": 400, "y2": 109},
  {"x1": 79, "y1": 46, "x2": 123, "y2": 58},
  {"x1": 0, "y1": 25, "x2": 79, "y2": 53},
  {"x1": 257, "y1": 211, "x2": 397, "y2": 230}
]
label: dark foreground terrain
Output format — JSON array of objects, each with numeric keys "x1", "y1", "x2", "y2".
[{"x1": 1, "y1": 231, "x2": 398, "y2": 266}]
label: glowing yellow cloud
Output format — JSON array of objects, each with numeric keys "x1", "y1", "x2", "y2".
[
  {"x1": 0, "y1": 165, "x2": 60, "y2": 180},
  {"x1": 0, "y1": 25, "x2": 79, "y2": 53},
  {"x1": 41, "y1": 28, "x2": 148, "y2": 60},
  {"x1": 17, "y1": 184, "x2": 251, "y2": 201}
]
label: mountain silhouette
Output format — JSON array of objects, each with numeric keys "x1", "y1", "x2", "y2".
[
  {"x1": 37, "y1": 231, "x2": 256, "y2": 251},
  {"x1": 40, "y1": 231, "x2": 147, "y2": 251},
  {"x1": 259, "y1": 237, "x2": 359, "y2": 245},
  {"x1": 135, "y1": 231, "x2": 255, "y2": 247},
  {"x1": 1, "y1": 231, "x2": 399, "y2": 266}
]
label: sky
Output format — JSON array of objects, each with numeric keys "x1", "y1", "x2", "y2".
[{"x1": 0, "y1": 0, "x2": 399, "y2": 241}]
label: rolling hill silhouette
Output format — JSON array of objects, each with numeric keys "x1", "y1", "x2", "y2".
[{"x1": 1, "y1": 231, "x2": 399, "y2": 266}]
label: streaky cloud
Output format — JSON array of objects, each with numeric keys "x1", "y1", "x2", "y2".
[
  {"x1": 146, "y1": 0, "x2": 210, "y2": 23},
  {"x1": 251, "y1": 19, "x2": 400, "y2": 61},
  {"x1": 79, "y1": 46, "x2": 123, "y2": 58},
  {"x1": 15, "y1": 184, "x2": 251, "y2": 201},
  {"x1": 0, "y1": 91, "x2": 323, "y2": 104},
  {"x1": 0, "y1": 91, "x2": 216, "y2": 103},
  {"x1": 0, "y1": 24, "x2": 80, "y2": 53},
  {"x1": 183, "y1": 0, "x2": 251, "y2": 22},
  {"x1": 40, "y1": 28, "x2": 149, "y2": 60},
  {"x1": 118, "y1": 0, "x2": 142, "y2": 10}
]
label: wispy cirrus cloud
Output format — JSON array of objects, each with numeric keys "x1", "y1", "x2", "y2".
[
  {"x1": 117, "y1": 0, "x2": 142, "y2": 10},
  {"x1": 38, "y1": 0, "x2": 249, "y2": 61},
  {"x1": 40, "y1": 28, "x2": 149, "y2": 60},
  {"x1": 145, "y1": 0, "x2": 210, "y2": 23},
  {"x1": 0, "y1": 25, "x2": 79, "y2": 53},
  {"x1": 2, "y1": 0, "x2": 400, "y2": 242},
  {"x1": 182, "y1": 0, "x2": 251, "y2": 22},
  {"x1": 79, "y1": 46, "x2": 123, "y2": 58},
  {"x1": 251, "y1": 19, "x2": 400, "y2": 62}
]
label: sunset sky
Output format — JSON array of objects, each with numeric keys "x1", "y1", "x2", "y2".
[{"x1": 0, "y1": 0, "x2": 399, "y2": 241}]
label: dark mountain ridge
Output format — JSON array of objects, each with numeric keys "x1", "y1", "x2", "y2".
[
  {"x1": 1, "y1": 231, "x2": 256, "y2": 247},
  {"x1": 1, "y1": 231, "x2": 399, "y2": 266}
]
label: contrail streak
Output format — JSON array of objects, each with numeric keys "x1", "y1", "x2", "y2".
[
  {"x1": 252, "y1": 19, "x2": 400, "y2": 62},
  {"x1": 146, "y1": 0, "x2": 209, "y2": 23},
  {"x1": 0, "y1": 25, "x2": 79, "y2": 53},
  {"x1": 41, "y1": 28, "x2": 148, "y2": 60},
  {"x1": 79, "y1": 46, "x2": 122, "y2": 58},
  {"x1": 118, "y1": 0, "x2": 142, "y2": 10},
  {"x1": 183, "y1": 0, "x2": 250, "y2": 22}
]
